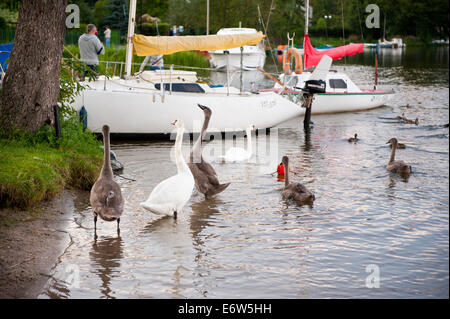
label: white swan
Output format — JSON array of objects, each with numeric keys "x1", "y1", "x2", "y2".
[
  {"x1": 140, "y1": 119, "x2": 194, "y2": 218},
  {"x1": 219, "y1": 125, "x2": 256, "y2": 162}
]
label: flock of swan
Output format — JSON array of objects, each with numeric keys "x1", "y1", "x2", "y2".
[{"x1": 89, "y1": 104, "x2": 415, "y2": 233}]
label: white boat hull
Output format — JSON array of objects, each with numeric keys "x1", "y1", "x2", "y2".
[
  {"x1": 209, "y1": 52, "x2": 266, "y2": 71},
  {"x1": 72, "y1": 80, "x2": 302, "y2": 134},
  {"x1": 274, "y1": 71, "x2": 395, "y2": 114},
  {"x1": 279, "y1": 90, "x2": 395, "y2": 115}
]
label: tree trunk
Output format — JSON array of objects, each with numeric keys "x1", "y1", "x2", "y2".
[{"x1": 0, "y1": 0, "x2": 67, "y2": 133}]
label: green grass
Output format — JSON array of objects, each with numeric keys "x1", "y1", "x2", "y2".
[{"x1": 0, "y1": 117, "x2": 102, "y2": 209}]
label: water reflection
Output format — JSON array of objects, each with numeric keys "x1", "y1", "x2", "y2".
[
  {"x1": 89, "y1": 235, "x2": 124, "y2": 299},
  {"x1": 190, "y1": 199, "x2": 223, "y2": 243},
  {"x1": 189, "y1": 200, "x2": 223, "y2": 297}
]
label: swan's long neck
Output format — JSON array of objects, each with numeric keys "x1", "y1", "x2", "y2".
[
  {"x1": 389, "y1": 143, "x2": 396, "y2": 164},
  {"x1": 191, "y1": 113, "x2": 210, "y2": 163},
  {"x1": 175, "y1": 126, "x2": 190, "y2": 174},
  {"x1": 101, "y1": 131, "x2": 113, "y2": 179},
  {"x1": 284, "y1": 162, "x2": 289, "y2": 187},
  {"x1": 246, "y1": 128, "x2": 252, "y2": 154}
]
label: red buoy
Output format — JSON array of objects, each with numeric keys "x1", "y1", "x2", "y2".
[{"x1": 276, "y1": 163, "x2": 290, "y2": 176}]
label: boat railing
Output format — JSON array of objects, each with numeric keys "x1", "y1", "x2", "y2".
[{"x1": 63, "y1": 58, "x2": 275, "y2": 97}]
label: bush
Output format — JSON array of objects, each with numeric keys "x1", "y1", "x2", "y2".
[{"x1": 348, "y1": 34, "x2": 362, "y2": 43}]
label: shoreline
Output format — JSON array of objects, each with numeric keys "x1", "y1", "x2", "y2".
[{"x1": 0, "y1": 189, "x2": 80, "y2": 298}]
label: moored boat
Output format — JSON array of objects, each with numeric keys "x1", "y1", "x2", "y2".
[
  {"x1": 68, "y1": 0, "x2": 303, "y2": 135},
  {"x1": 209, "y1": 28, "x2": 266, "y2": 71},
  {"x1": 267, "y1": 71, "x2": 395, "y2": 115},
  {"x1": 72, "y1": 69, "x2": 302, "y2": 134}
]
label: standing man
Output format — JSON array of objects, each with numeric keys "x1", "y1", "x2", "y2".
[
  {"x1": 78, "y1": 24, "x2": 105, "y2": 79},
  {"x1": 104, "y1": 26, "x2": 111, "y2": 48}
]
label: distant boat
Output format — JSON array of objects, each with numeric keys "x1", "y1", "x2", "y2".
[
  {"x1": 209, "y1": 28, "x2": 266, "y2": 71},
  {"x1": 377, "y1": 38, "x2": 406, "y2": 49}
]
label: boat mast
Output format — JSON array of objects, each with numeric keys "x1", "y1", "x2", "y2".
[
  {"x1": 303, "y1": 0, "x2": 310, "y2": 68},
  {"x1": 374, "y1": 45, "x2": 378, "y2": 89},
  {"x1": 125, "y1": 0, "x2": 137, "y2": 78},
  {"x1": 305, "y1": 0, "x2": 310, "y2": 35},
  {"x1": 206, "y1": 0, "x2": 210, "y2": 35}
]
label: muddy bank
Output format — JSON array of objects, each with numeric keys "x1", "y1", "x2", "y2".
[{"x1": 0, "y1": 189, "x2": 82, "y2": 298}]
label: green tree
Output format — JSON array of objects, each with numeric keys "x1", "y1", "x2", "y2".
[
  {"x1": 316, "y1": 17, "x2": 325, "y2": 29},
  {"x1": 94, "y1": 0, "x2": 109, "y2": 27},
  {"x1": 102, "y1": 0, "x2": 128, "y2": 38}
]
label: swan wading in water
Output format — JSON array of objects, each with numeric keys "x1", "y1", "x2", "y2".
[
  {"x1": 386, "y1": 138, "x2": 411, "y2": 176},
  {"x1": 140, "y1": 119, "x2": 194, "y2": 218},
  {"x1": 188, "y1": 104, "x2": 230, "y2": 199},
  {"x1": 281, "y1": 156, "x2": 315, "y2": 204},
  {"x1": 219, "y1": 124, "x2": 256, "y2": 162},
  {"x1": 90, "y1": 125, "x2": 124, "y2": 232},
  {"x1": 348, "y1": 133, "x2": 359, "y2": 143}
]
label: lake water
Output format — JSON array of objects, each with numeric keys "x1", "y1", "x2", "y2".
[{"x1": 39, "y1": 47, "x2": 448, "y2": 298}]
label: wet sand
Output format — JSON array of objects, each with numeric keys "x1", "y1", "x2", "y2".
[{"x1": 0, "y1": 190, "x2": 78, "y2": 298}]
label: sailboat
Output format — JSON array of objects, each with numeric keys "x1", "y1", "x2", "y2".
[
  {"x1": 70, "y1": 0, "x2": 302, "y2": 135},
  {"x1": 208, "y1": 27, "x2": 266, "y2": 71},
  {"x1": 266, "y1": 0, "x2": 395, "y2": 115}
]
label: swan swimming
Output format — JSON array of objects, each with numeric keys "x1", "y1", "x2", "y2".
[
  {"x1": 140, "y1": 119, "x2": 195, "y2": 218},
  {"x1": 348, "y1": 133, "x2": 359, "y2": 143},
  {"x1": 188, "y1": 104, "x2": 230, "y2": 199},
  {"x1": 281, "y1": 156, "x2": 316, "y2": 204},
  {"x1": 90, "y1": 125, "x2": 124, "y2": 232},
  {"x1": 386, "y1": 138, "x2": 411, "y2": 176},
  {"x1": 219, "y1": 124, "x2": 256, "y2": 162},
  {"x1": 281, "y1": 156, "x2": 315, "y2": 204}
]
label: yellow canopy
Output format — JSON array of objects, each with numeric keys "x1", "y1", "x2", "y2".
[{"x1": 132, "y1": 32, "x2": 264, "y2": 56}]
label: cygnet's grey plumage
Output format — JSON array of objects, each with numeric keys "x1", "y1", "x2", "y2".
[
  {"x1": 281, "y1": 156, "x2": 315, "y2": 204},
  {"x1": 90, "y1": 125, "x2": 124, "y2": 230},
  {"x1": 386, "y1": 138, "x2": 411, "y2": 176},
  {"x1": 188, "y1": 104, "x2": 230, "y2": 199}
]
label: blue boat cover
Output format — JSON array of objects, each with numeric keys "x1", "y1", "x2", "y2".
[{"x1": 0, "y1": 43, "x2": 13, "y2": 71}]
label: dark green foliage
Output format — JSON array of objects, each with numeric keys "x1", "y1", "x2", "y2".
[
  {"x1": 140, "y1": 22, "x2": 170, "y2": 36},
  {"x1": 102, "y1": 0, "x2": 128, "y2": 39},
  {"x1": 0, "y1": 16, "x2": 6, "y2": 29}
]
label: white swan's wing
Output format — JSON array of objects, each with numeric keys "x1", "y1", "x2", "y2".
[
  {"x1": 142, "y1": 173, "x2": 194, "y2": 215},
  {"x1": 148, "y1": 174, "x2": 192, "y2": 203}
]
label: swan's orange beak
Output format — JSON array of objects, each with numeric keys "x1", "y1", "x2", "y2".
[{"x1": 171, "y1": 120, "x2": 177, "y2": 125}]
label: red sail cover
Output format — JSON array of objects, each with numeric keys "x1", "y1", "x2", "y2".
[{"x1": 303, "y1": 34, "x2": 364, "y2": 69}]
